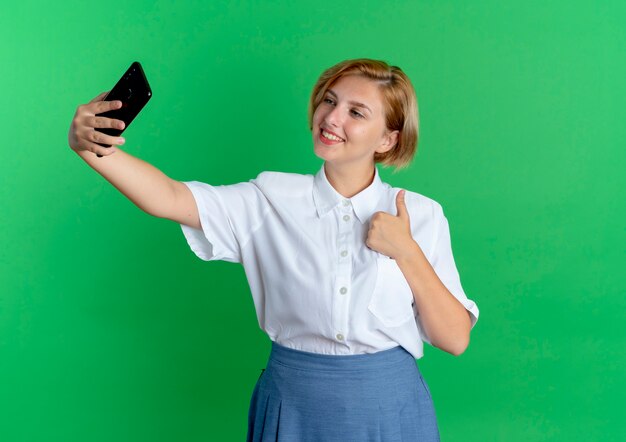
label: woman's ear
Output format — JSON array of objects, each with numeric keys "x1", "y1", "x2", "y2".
[{"x1": 377, "y1": 130, "x2": 399, "y2": 154}]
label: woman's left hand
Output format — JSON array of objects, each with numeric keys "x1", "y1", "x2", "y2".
[{"x1": 366, "y1": 190, "x2": 418, "y2": 260}]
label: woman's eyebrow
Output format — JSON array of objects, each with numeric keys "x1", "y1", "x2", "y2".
[{"x1": 327, "y1": 89, "x2": 372, "y2": 114}]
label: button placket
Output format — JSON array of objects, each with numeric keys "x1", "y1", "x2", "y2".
[{"x1": 332, "y1": 203, "x2": 353, "y2": 345}]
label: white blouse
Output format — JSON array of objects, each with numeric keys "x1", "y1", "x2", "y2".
[{"x1": 180, "y1": 164, "x2": 479, "y2": 359}]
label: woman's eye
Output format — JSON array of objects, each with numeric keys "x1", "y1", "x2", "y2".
[
  {"x1": 350, "y1": 109, "x2": 364, "y2": 118},
  {"x1": 323, "y1": 98, "x2": 335, "y2": 105}
]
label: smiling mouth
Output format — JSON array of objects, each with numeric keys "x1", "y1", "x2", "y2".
[{"x1": 320, "y1": 128, "x2": 345, "y2": 143}]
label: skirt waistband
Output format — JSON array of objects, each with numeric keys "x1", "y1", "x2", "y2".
[{"x1": 268, "y1": 341, "x2": 415, "y2": 372}]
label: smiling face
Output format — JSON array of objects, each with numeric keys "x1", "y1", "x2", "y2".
[{"x1": 312, "y1": 74, "x2": 398, "y2": 170}]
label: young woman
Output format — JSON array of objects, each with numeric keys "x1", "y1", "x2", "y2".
[{"x1": 68, "y1": 58, "x2": 479, "y2": 441}]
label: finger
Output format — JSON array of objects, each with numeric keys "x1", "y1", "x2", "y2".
[
  {"x1": 82, "y1": 139, "x2": 118, "y2": 156},
  {"x1": 87, "y1": 116, "x2": 125, "y2": 130},
  {"x1": 96, "y1": 145, "x2": 117, "y2": 156},
  {"x1": 92, "y1": 99, "x2": 123, "y2": 116},
  {"x1": 89, "y1": 91, "x2": 109, "y2": 104},
  {"x1": 371, "y1": 211, "x2": 385, "y2": 221},
  {"x1": 86, "y1": 128, "x2": 125, "y2": 147},
  {"x1": 396, "y1": 190, "x2": 409, "y2": 220}
]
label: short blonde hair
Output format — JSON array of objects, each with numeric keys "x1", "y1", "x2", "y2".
[{"x1": 308, "y1": 59, "x2": 419, "y2": 171}]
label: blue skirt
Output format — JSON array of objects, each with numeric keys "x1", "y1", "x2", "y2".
[{"x1": 247, "y1": 341, "x2": 440, "y2": 441}]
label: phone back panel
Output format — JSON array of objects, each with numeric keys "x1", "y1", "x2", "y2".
[{"x1": 96, "y1": 61, "x2": 152, "y2": 142}]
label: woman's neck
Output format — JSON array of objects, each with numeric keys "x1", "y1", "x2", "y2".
[{"x1": 324, "y1": 162, "x2": 376, "y2": 198}]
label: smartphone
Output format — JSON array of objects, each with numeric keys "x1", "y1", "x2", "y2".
[{"x1": 95, "y1": 61, "x2": 152, "y2": 157}]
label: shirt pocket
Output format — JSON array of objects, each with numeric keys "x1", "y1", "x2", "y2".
[{"x1": 367, "y1": 256, "x2": 415, "y2": 327}]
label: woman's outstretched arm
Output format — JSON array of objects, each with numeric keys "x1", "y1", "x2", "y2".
[{"x1": 68, "y1": 92, "x2": 200, "y2": 229}]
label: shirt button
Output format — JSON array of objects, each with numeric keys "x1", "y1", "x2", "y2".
[
  {"x1": 339, "y1": 287, "x2": 347, "y2": 295},
  {"x1": 343, "y1": 214, "x2": 350, "y2": 222},
  {"x1": 340, "y1": 250, "x2": 348, "y2": 257},
  {"x1": 336, "y1": 333, "x2": 344, "y2": 341},
  {"x1": 342, "y1": 199, "x2": 350, "y2": 206}
]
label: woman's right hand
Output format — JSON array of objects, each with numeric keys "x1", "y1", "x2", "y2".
[{"x1": 68, "y1": 91, "x2": 127, "y2": 156}]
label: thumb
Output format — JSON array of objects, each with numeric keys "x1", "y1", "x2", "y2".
[{"x1": 396, "y1": 190, "x2": 409, "y2": 221}]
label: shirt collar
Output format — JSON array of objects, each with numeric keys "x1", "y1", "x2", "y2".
[{"x1": 312, "y1": 164, "x2": 385, "y2": 223}]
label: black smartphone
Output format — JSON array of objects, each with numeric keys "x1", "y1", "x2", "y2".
[{"x1": 95, "y1": 61, "x2": 152, "y2": 157}]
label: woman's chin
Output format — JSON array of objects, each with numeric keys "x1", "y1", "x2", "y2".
[{"x1": 313, "y1": 143, "x2": 337, "y2": 161}]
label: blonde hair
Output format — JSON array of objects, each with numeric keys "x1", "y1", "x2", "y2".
[{"x1": 308, "y1": 59, "x2": 419, "y2": 171}]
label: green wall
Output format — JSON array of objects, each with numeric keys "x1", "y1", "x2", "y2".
[{"x1": 1, "y1": 1, "x2": 624, "y2": 440}]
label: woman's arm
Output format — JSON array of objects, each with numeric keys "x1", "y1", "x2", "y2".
[
  {"x1": 366, "y1": 190, "x2": 473, "y2": 356},
  {"x1": 395, "y1": 243, "x2": 472, "y2": 356},
  {"x1": 69, "y1": 92, "x2": 200, "y2": 229}
]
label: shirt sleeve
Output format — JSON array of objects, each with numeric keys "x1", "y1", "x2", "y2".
[
  {"x1": 179, "y1": 179, "x2": 269, "y2": 263},
  {"x1": 424, "y1": 202, "x2": 480, "y2": 332}
]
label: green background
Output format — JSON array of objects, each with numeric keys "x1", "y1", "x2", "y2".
[{"x1": 1, "y1": 0, "x2": 624, "y2": 440}]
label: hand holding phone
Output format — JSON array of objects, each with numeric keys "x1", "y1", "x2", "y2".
[{"x1": 94, "y1": 61, "x2": 152, "y2": 157}]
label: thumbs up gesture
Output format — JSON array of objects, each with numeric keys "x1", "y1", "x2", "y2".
[{"x1": 365, "y1": 190, "x2": 416, "y2": 260}]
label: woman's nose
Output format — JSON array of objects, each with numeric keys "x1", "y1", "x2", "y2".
[{"x1": 324, "y1": 106, "x2": 342, "y2": 127}]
